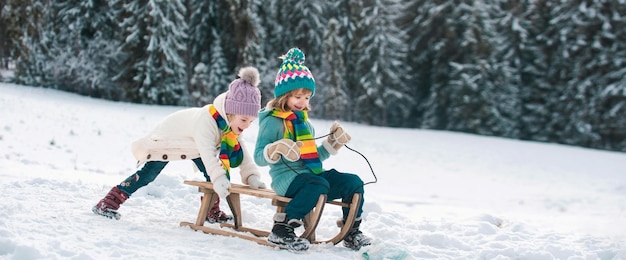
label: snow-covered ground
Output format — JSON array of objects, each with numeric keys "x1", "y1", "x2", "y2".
[{"x1": 1, "y1": 82, "x2": 625, "y2": 259}]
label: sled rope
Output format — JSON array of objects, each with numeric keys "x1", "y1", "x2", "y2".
[{"x1": 282, "y1": 129, "x2": 378, "y2": 188}]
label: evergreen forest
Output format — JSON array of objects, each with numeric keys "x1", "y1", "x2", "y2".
[{"x1": 1, "y1": 0, "x2": 625, "y2": 152}]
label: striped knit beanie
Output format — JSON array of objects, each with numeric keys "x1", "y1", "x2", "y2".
[{"x1": 274, "y1": 48, "x2": 315, "y2": 98}]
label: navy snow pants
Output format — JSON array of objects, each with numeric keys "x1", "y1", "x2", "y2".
[{"x1": 283, "y1": 169, "x2": 364, "y2": 221}]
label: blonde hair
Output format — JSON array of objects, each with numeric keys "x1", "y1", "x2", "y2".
[{"x1": 267, "y1": 88, "x2": 313, "y2": 112}]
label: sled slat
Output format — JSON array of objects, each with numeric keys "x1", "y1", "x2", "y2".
[{"x1": 181, "y1": 180, "x2": 358, "y2": 246}]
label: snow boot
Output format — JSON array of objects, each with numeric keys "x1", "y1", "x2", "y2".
[
  {"x1": 92, "y1": 186, "x2": 128, "y2": 220},
  {"x1": 203, "y1": 196, "x2": 233, "y2": 223},
  {"x1": 338, "y1": 218, "x2": 372, "y2": 250},
  {"x1": 267, "y1": 213, "x2": 310, "y2": 251}
]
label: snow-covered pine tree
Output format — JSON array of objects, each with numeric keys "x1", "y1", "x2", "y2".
[
  {"x1": 563, "y1": 0, "x2": 626, "y2": 151},
  {"x1": 511, "y1": 0, "x2": 558, "y2": 143},
  {"x1": 542, "y1": 0, "x2": 600, "y2": 148},
  {"x1": 111, "y1": 0, "x2": 147, "y2": 102},
  {"x1": 12, "y1": 0, "x2": 52, "y2": 87},
  {"x1": 49, "y1": 0, "x2": 120, "y2": 99},
  {"x1": 225, "y1": 0, "x2": 259, "y2": 67},
  {"x1": 189, "y1": 62, "x2": 210, "y2": 105},
  {"x1": 446, "y1": 0, "x2": 521, "y2": 137},
  {"x1": 206, "y1": 29, "x2": 231, "y2": 103},
  {"x1": 0, "y1": 0, "x2": 15, "y2": 70},
  {"x1": 405, "y1": 0, "x2": 455, "y2": 130},
  {"x1": 351, "y1": 0, "x2": 410, "y2": 127},
  {"x1": 439, "y1": 1, "x2": 491, "y2": 134},
  {"x1": 271, "y1": 0, "x2": 325, "y2": 69},
  {"x1": 240, "y1": 0, "x2": 268, "y2": 74},
  {"x1": 141, "y1": 0, "x2": 188, "y2": 105},
  {"x1": 322, "y1": 18, "x2": 349, "y2": 121},
  {"x1": 115, "y1": 0, "x2": 188, "y2": 105},
  {"x1": 593, "y1": 1, "x2": 626, "y2": 151}
]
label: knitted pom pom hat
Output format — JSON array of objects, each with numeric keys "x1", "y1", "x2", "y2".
[
  {"x1": 274, "y1": 48, "x2": 315, "y2": 98},
  {"x1": 225, "y1": 66, "x2": 262, "y2": 117}
]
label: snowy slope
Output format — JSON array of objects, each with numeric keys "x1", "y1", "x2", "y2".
[{"x1": 0, "y1": 83, "x2": 625, "y2": 259}]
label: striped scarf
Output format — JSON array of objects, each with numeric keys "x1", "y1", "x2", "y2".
[
  {"x1": 270, "y1": 109, "x2": 322, "y2": 174},
  {"x1": 209, "y1": 105, "x2": 243, "y2": 180}
]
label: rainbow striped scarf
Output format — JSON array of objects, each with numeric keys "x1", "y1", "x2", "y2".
[
  {"x1": 209, "y1": 105, "x2": 243, "y2": 180},
  {"x1": 270, "y1": 109, "x2": 322, "y2": 174}
]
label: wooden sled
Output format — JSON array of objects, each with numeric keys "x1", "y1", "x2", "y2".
[{"x1": 179, "y1": 180, "x2": 361, "y2": 247}]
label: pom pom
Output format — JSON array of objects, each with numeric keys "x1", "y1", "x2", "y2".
[
  {"x1": 279, "y1": 48, "x2": 305, "y2": 65},
  {"x1": 238, "y1": 66, "x2": 260, "y2": 87}
]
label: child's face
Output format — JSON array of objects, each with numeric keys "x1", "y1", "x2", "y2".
[
  {"x1": 228, "y1": 115, "x2": 256, "y2": 135},
  {"x1": 286, "y1": 90, "x2": 312, "y2": 111}
]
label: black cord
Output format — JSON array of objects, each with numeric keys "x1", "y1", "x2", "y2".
[
  {"x1": 312, "y1": 129, "x2": 378, "y2": 186},
  {"x1": 343, "y1": 144, "x2": 378, "y2": 186},
  {"x1": 278, "y1": 129, "x2": 378, "y2": 194}
]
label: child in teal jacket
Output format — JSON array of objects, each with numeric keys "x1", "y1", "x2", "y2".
[{"x1": 254, "y1": 48, "x2": 371, "y2": 251}]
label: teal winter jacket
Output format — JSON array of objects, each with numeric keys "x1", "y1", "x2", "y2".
[{"x1": 254, "y1": 108, "x2": 332, "y2": 195}]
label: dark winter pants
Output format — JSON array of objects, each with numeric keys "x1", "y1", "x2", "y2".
[
  {"x1": 117, "y1": 158, "x2": 211, "y2": 196},
  {"x1": 284, "y1": 169, "x2": 364, "y2": 221}
]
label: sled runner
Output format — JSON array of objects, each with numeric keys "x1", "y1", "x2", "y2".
[{"x1": 179, "y1": 180, "x2": 361, "y2": 248}]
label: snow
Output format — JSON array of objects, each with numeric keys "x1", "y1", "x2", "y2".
[{"x1": 1, "y1": 82, "x2": 625, "y2": 259}]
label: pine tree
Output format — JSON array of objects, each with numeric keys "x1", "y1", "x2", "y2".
[
  {"x1": 435, "y1": 1, "x2": 484, "y2": 134},
  {"x1": 239, "y1": 0, "x2": 268, "y2": 70},
  {"x1": 318, "y1": 0, "x2": 353, "y2": 121},
  {"x1": 407, "y1": 0, "x2": 468, "y2": 130},
  {"x1": 351, "y1": 0, "x2": 410, "y2": 126},
  {"x1": 255, "y1": 1, "x2": 283, "y2": 104},
  {"x1": 12, "y1": 0, "x2": 52, "y2": 87},
  {"x1": 398, "y1": 0, "x2": 428, "y2": 128},
  {"x1": 259, "y1": 0, "x2": 327, "y2": 107},
  {"x1": 226, "y1": 0, "x2": 260, "y2": 67},
  {"x1": 515, "y1": 0, "x2": 557, "y2": 143},
  {"x1": 0, "y1": 0, "x2": 11, "y2": 69},
  {"x1": 187, "y1": 0, "x2": 213, "y2": 67},
  {"x1": 461, "y1": 0, "x2": 521, "y2": 137},
  {"x1": 111, "y1": 0, "x2": 145, "y2": 102},
  {"x1": 49, "y1": 0, "x2": 120, "y2": 99},
  {"x1": 273, "y1": 0, "x2": 326, "y2": 68},
  {"x1": 322, "y1": 18, "x2": 349, "y2": 120},
  {"x1": 568, "y1": 0, "x2": 626, "y2": 150},
  {"x1": 206, "y1": 28, "x2": 231, "y2": 104},
  {"x1": 115, "y1": 0, "x2": 188, "y2": 105},
  {"x1": 543, "y1": 0, "x2": 600, "y2": 147}
]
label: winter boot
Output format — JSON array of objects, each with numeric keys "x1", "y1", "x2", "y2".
[
  {"x1": 203, "y1": 196, "x2": 233, "y2": 223},
  {"x1": 267, "y1": 213, "x2": 310, "y2": 251},
  {"x1": 338, "y1": 218, "x2": 372, "y2": 250},
  {"x1": 92, "y1": 186, "x2": 128, "y2": 220}
]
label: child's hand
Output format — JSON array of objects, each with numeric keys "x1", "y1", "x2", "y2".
[
  {"x1": 247, "y1": 175, "x2": 266, "y2": 189},
  {"x1": 327, "y1": 121, "x2": 351, "y2": 151},
  {"x1": 212, "y1": 175, "x2": 231, "y2": 198},
  {"x1": 264, "y1": 139, "x2": 303, "y2": 163}
]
